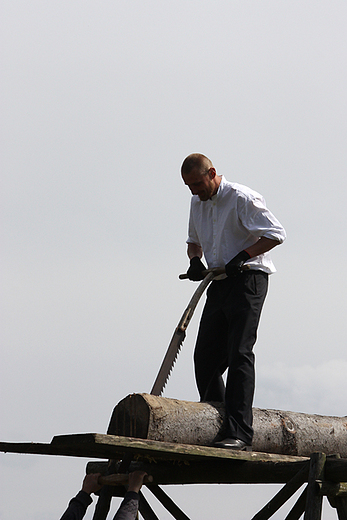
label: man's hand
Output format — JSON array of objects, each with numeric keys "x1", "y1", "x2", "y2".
[
  {"x1": 225, "y1": 251, "x2": 251, "y2": 277},
  {"x1": 187, "y1": 256, "x2": 206, "y2": 281},
  {"x1": 81, "y1": 473, "x2": 103, "y2": 495},
  {"x1": 127, "y1": 471, "x2": 148, "y2": 493}
]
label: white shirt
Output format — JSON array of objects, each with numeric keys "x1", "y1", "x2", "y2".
[{"x1": 187, "y1": 176, "x2": 286, "y2": 274}]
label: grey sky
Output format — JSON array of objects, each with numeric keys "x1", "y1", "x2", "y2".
[{"x1": 1, "y1": 1, "x2": 347, "y2": 519}]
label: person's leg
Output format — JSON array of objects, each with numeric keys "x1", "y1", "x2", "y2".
[
  {"x1": 194, "y1": 282, "x2": 228, "y2": 402},
  {"x1": 223, "y1": 271, "x2": 268, "y2": 445}
]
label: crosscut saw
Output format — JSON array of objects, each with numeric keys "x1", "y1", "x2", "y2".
[{"x1": 150, "y1": 268, "x2": 224, "y2": 396}]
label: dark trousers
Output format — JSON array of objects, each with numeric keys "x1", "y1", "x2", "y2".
[{"x1": 194, "y1": 270, "x2": 268, "y2": 445}]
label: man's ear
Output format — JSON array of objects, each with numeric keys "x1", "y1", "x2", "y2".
[{"x1": 209, "y1": 167, "x2": 217, "y2": 179}]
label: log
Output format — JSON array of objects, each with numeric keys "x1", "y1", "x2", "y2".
[{"x1": 108, "y1": 393, "x2": 347, "y2": 457}]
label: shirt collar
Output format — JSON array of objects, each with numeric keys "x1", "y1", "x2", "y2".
[{"x1": 210, "y1": 175, "x2": 224, "y2": 201}]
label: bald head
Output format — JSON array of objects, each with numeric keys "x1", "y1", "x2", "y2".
[
  {"x1": 181, "y1": 153, "x2": 213, "y2": 176},
  {"x1": 181, "y1": 153, "x2": 221, "y2": 201}
]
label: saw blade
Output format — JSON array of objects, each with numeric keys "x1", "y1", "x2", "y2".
[
  {"x1": 150, "y1": 271, "x2": 215, "y2": 397},
  {"x1": 150, "y1": 328, "x2": 185, "y2": 396}
]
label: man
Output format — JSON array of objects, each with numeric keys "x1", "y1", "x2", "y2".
[
  {"x1": 59, "y1": 471, "x2": 147, "y2": 520},
  {"x1": 182, "y1": 153, "x2": 286, "y2": 450}
]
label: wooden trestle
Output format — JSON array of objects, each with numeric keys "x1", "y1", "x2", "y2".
[{"x1": 1, "y1": 433, "x2": 347, "y2": 519}]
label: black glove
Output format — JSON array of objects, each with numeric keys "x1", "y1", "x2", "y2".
[
  {"x1": 187, "y1": 256, "x2": 206, "y2": 281},
  {"x1": 225, "y1": 250, "x2": 251, "y2": 277}
]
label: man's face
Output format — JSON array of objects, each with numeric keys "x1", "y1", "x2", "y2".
[{"x1": 182, "y1": 168, "x2": 217, "y2": 201}]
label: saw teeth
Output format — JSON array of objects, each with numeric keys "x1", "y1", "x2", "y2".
[{"x1": 151, "y1": 275, "x2": 213, "y2": 396}]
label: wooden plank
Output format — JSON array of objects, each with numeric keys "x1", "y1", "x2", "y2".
[
  {"x1": 6, "y1": 434, "x2": 347, "y2": 486},
  {"x1": 69, "y1": 434, "x2": 310, "y2": 487},
  {"x1": 0, "y1": 433, "x2": 307, "y2": 463},
  {"x1": 50, "y1": 433, "x2": 309, "y2": 464}
]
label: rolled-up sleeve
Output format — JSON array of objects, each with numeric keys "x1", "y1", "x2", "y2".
[{"x1": 239, "y1": 195, "x2": 286, "y2": 243}]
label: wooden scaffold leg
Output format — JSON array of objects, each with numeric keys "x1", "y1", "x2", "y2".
[
  {"x1": 319, "y1": 480, "x2": 347, "y2": 520},
  {"x1": 92, "y1": 459, "x2": 120, "y2": 520},
  {"x1": 304, "y1": 452, "x2": 326, "y2": 520}
]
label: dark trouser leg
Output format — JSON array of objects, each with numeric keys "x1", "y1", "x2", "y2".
[
  {"x1": 224, "y1": 271, "x2": 268, "y2": 444},
  {"x1": 194, "y1": 292, "x2": 228, "y2": 402},
  {"x1": 194, "y1": 282, "x2": 229, "y2": 402},
  {"x1": 194, "y1": 271, "x2": 268, "y2": 445}
]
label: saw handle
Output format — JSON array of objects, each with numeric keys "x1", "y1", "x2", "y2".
[
  {"x1": 179, "y1": 267, "x2": 225, "y2": 280},
  {"x1": 179, "y1": 265, "x2": 251, "y2": 280},
  {"x1": 98, "y1": 474, "x2": 153, "y2": 486}
]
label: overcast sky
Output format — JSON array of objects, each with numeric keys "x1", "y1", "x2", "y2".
[{"x1": 1, "y1": 1, "x2": 347, "y2": 519}]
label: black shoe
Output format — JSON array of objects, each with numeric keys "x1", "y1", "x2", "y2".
[{"x1": 214, "y1": 438, "x2": 252, "y2": 451}]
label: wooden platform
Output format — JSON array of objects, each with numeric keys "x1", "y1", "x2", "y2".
[
  {"x1": 3, "y1": 434, "x2": 347, "y2": 519},
  {"x1": 0, "y1": 432, "x2": 310, "y2": 484}
]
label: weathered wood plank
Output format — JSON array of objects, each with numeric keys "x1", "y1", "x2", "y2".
[
  {"x1": 0, "y1": 433, "x2": 307, "y2": 463},
  {"x1": 3, "y1": 434, "x2": 347, "y2": 485},
  {"x1": 0, "y1": 433, "x2": 309, "y2": 484},
  {"x1": 51, "y1": 433, "x2": 307, "y2": 464}
]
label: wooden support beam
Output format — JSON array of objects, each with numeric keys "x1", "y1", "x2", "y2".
[
  {"x1": 92, "y1": 459, "x2": 120, "y2": 520},
  {"x1": 285, "y1": 487, "x2": 308, "y2": 520},
  {"x1": 328, "y1": 496, "x2": 347, "y2": 520},
  {"x1": 92, "y1": 486, "x2": 114, "y2": 520},
  {"x1": 87, "y1": 457, "x2": 309, "y2": 489},
  {"x1": 318, "y1": 481, "x2": 347, "y2": 497},
  {"x1": 325, "y1": 459, "x2": 347, "y2": 484},
  {"x1": 138, "y1": 491, "x2": 160, "y2": 520},
  {"x1": 304, "y1": 452, "x2": 326, "y2": 520},
  {"x1": 251, "y1": 462, "x2": 309, "y2": 520},
  {"x1": 146, "y1": 485, "x2": 191, "y2": 520}
]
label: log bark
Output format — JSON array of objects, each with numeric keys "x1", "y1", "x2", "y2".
[{"x1": 108, "y1": 393, "x2": 347, "y2": 457}]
